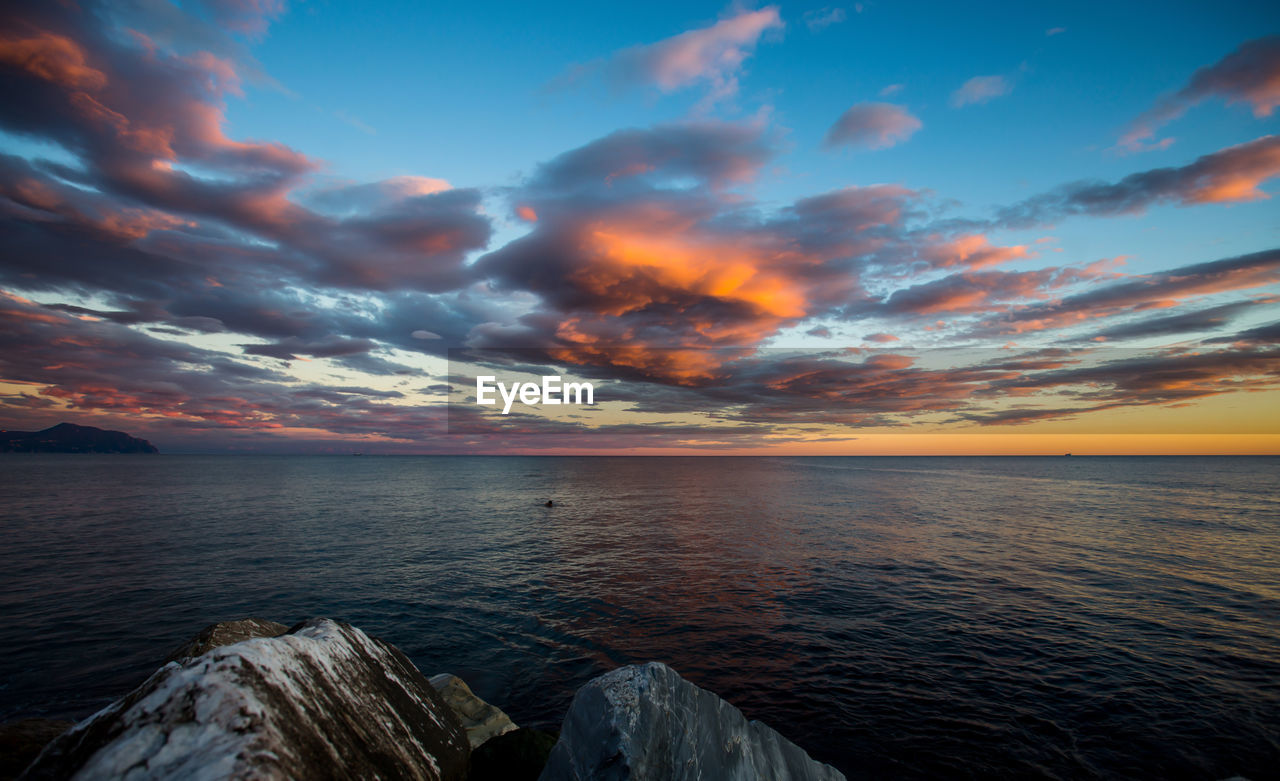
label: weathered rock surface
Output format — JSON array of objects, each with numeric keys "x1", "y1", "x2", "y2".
[
  {"x1": 21, "y1": 618, "x2": 469, "y2": 780},
  {"x1": 164, "y1": 618, "x2": 288, "y2": 663},
  {"x1": 428, "y1": 673, "x2": 517, "y2": 748},
  {"x1": 539, "y1": 662, "x2": 845, "y2": 781},
  {"x1": 470, "y1": 728, "x2": 559, "y2": 781}
]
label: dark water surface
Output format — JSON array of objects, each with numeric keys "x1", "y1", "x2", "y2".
[{"x1": 1, "y1": 455, "x2": 1277, "y2": 779}]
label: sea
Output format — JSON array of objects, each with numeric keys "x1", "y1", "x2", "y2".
[{"x1": 0, "y1": 455, "x2": 1277, "y2": 779}]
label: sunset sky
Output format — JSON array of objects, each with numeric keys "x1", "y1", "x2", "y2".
[{"x1": 1, "y1": 0, "x2": 1278, "y2": 453}]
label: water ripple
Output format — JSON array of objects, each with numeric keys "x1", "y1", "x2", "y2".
[{"x1": 0, "y1": 455, "x2": 1277, "y2": 779}]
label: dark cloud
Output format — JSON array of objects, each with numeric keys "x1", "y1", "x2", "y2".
[
  {"x1": 976, "y1": 346, "x2": 1280, "y2": 411},
  {"x1": 240, "y1": 336, "x2": 378, "y2": 361},
  {"x1": 871, "y1": 264, "x2": 1105, "y2": 317},
  {"x1": 997, "y1": 135, "x2": 1280, "y2": 227},
  {"x1": 972, "y1": 248, "x2": 1280, "y2": 336},
  {"x1": 1208, "y1": 320, "x2": 1280, "y2": 345},
  {"x1": 525, "y1": 121, "x2": 775, "y2": 197},
  {"x1": 1121, "y1": 36, "x2": 1280, "y2": 151},
  {"x1": 1090, "y1": 299, "x2": 1272, "y2": 341},
  {"x1": 0, "y1": 0, "x2": 490, "y2": 302}
]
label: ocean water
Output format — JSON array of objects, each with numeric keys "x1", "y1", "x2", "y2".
[{"x1": 0, "y1": 455, "x2": 1277, "y2": 779}]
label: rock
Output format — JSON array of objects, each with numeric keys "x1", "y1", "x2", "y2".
[
  {"x1": 0, "y1": 719, "x2": 73, "y2": 781},
  {"x1": 21, "y1": 619, "x2": 469, "y2": 780},
  {"x1": 428, "y1": 673, "x2": 518, "y2": 749},
  {"x1": 539, "y1": 662, "x2": 845, "y2": 781},
  {"x1": 164, "y1": 618, "x2": 289, "y2": 663},
  {"x1": 470, "y1": 728, "x2": 558, "y2": 781}
]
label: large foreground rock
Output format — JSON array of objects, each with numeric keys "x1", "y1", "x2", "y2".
[
  {"x1": 22, "y1": 619, "x2": 469, "y2": 780},
  {"x1": 539, "y1": 662, "x2": 844, "y2": 781},
  {"x1": 428, "y1": 674, "x2": 517, "y2": 748}
]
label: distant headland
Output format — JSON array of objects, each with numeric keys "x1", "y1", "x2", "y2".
[{"x1": 0, "y1": 423, "x2": 158, "y2": 454}]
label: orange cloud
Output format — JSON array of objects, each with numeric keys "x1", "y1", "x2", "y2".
[
  {"x1": 998, "y1": 135, "x2": 1280, "y2": 226},
  {"x1": 0, "y1": 31, "x2": 106, "y2": 90},
  {"x1": 582, "y1": 226, "x2": 809, "y2": 320},
  {"x1": 921, "y1": 234, "x2": 1031, "y2": 269},
  {"x1": 1182, "y1": 135, "x2": 1280, "y2": 203}
]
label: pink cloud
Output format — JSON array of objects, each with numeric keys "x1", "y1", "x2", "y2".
[
  {"x1": 824, "y1": 102, "x2": 922, "y2": 150},
  {"x1": 568, "y1": 7, "x2": 784, "y2": 102},
  {"x1": 919, "y1": 234, "x2": 1031, "y2": 269},
  {"x1": 199, "y1": 0, "x2": 289, "y2": 37},
  {"x1": 950, "y1": 75, "x2": 1011, "y2": 108},
  {"x1": 803, "y1": 7, "x2": 846, "y2": 32},
  {"x1": 0, "y1": 31, "x2": 107, "y2": 90},
  {"x1": 1119, "y1": 36, "x2": 1280, "y2": 152}
]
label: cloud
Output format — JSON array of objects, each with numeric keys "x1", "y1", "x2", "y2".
[
  {"x1": 915, "y1": 234, "x2": 1031, "y2": 270},
  {"x1": 974, "y1": 347, "x2": 1280, "y2": 412},
  {"x1": 997, "y1": 135, "x2": 1280, "y2": 226},
  {"x1": 1119, "y1": 36, "x2": 1280, "y2": 152},
  {"x1": 876, "y1": 265, "x2": 1104, "y2": 316},
  {"x1": 1046, "y1": 27, "x2": 1066, "y2": 37},
  {"x1": 0, "y1": 0, "x2": 492, "y2": 302},
  {"x1": 470, "y1": 129, "x2": 924, "y2": 380},
  {"x1": 949, "y1": 75, "x2": 1011, "y2": 108},
  {"x1": 1212, "y1": 320, "x2": 1280, "y2": 344},
  {"x1": 240, "y1": 336, "x2": 378, "y2": 361},
  {"x1": 195, "y1": 0, "x2": 288, "y2": 37},
  {"x1": 563, "y1": 6, "x2": 783, "y2": 103},
  {"x1": 803, "y1": 7, "x2": 846, "y2": 32},
  {"x1": 1091, "y1": 299, "x2": 1274, "y2": 341},
  {"x1": 824, "y1": 102, "x2": 922, "y2": 150},
  {"x1": 526, "y1": 121, "x2": 774, "y2": 194},
  {"x1": 305, "y1": 176, "x2": 452, "y2": 214},
  {"x1": 972, "y1": 248, "x2": 1280, "y2": 335},
  {"x1": 2, "y1": 0, "x2": 1278, "y2": 450},
  {"x1": 772, "y1": 184, "x2": 921, "y2": 256}
]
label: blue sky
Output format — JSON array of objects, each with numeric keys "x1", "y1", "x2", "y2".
[{"x1": 225, "y1": 1, "x2": 1278, "y2": 270}]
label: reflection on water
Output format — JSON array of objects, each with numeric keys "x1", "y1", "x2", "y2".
[{"x1": 1, "y1": 455, "x2": 1277, "y2": 779}]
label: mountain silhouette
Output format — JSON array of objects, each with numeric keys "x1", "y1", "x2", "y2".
[{"x1": 0, "y1": 423, "x2": 159, "y2": 453}]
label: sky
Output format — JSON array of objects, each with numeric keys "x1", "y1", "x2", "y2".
[{"x1": 0, "y1": 0, "x2": 1278, "y2": 454}]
